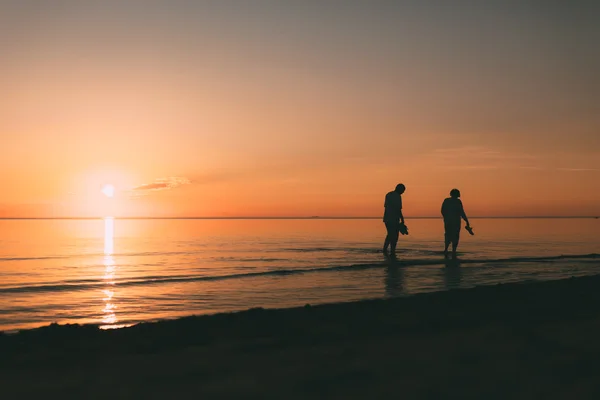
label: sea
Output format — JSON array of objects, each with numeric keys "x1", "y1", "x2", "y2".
[{"x1": 0, "y1": 218, "x2": 598, "y2": 332}]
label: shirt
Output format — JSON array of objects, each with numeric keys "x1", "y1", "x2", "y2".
[
  {"x1": 441, "y1": 197, "x2": 466, "y2": 224},
  {"x1": 383, "y1": 191, "x2": 402, "y2": 222}
]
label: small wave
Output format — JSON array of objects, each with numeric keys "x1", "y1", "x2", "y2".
[
  {"x1": 280, "y1": 247, "x2": 337, "y2": 252},
  {"x1": 279, "y1": 247, "x2": 381, "y2": 254},
  {"x1": 1, "y1": 253, "x2": 597, "y2": 295},
  {"x1": 0, "y1": 250, "x2": 200, "y2": 263},
  {"x1": 212, "y1": 257, "x2": 289, "y2": 262},
  {"x1": 0, "y1": 247, "x2": 436, "y2": 262},
  {"x1": 0, "y1": 255, "x2": 71, "y2": 262},
  {"x1": 460, "y1": 253, "x2": 599, "y2": 264}
]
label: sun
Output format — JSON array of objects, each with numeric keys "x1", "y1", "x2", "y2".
[{"x1": 101, "y1": 184, "x2": 115, "y2": 198}]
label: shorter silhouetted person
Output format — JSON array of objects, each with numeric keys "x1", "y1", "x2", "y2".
[
  {"x1": 441, "y1": 188, "x2": 471, "y2": 259},
  {"x1": 383, "y1": 183, "x2": 405, "y2": 257}
]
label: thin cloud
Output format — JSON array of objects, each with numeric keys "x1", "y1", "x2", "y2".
[
  {"x1": 557, "y1": 168, "x2": 598, "y2": 172},
  {"x1": 130, "y1": 177, "x2": 191, "y2": 196},
  {"x1": 444, "y1": 165, "x2": 500, "y2": 170},
  {"x1": 134, "y1": 182, "x2": 171, "y2": 191},
  {"x1": 518, "y1": 166, "x2": 545, "y2": 170},
  {"x1": 433, "y1": 146, "x2": 536, "y2": 160},
  {"x1": 430, "y1": 146, "x2": 539, "y2": 170},
  {"x1": 434, "y1": 146, "x2": 502, "y2": 157}
]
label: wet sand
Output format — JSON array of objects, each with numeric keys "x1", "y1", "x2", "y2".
[{"x1": 3, "y1": 271, "x2": 600, "y2": 399}]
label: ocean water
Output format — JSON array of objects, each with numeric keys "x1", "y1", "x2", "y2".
[{"x1": 0, "y1": 218, "x2": 598, "y2": 332}]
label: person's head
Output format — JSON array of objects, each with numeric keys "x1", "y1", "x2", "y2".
[
  {"x1": 395, "y1": 183, "x2": 406, "y2": 194},
  {"x1": 450, "y1": 188, "x2": 461, "y2": 198}
]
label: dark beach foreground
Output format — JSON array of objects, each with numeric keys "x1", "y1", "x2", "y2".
[{"x1": 3, "y1": 272, "x2": 600, "y2": 399}]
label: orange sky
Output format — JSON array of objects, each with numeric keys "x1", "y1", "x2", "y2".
[{"x1": 1, "y1": 1, "x2": 599, "y2": 218}]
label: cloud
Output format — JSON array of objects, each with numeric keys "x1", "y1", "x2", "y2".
[
  {"x1": 430, "y1": 146, "x2": 540, "y2": 170},
  {"x1": 434, "y1": 146, "x2": 537, "y2": 160},
  {"x1": 556, "y1": 168, "x2": 598, "y2": 172},
  {"x1": 434, "y1": 146, "x2": 502, "y2": 158},
  {"x1": 130, "y1": 177, "x2": 191, "y2": 196},
  {"x1": 444, "y1": 165, "x2": 500, "y2": 170}
]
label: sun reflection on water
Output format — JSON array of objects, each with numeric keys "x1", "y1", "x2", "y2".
[{"x1": 101, "y1": 217, "x2": 118, "y2": 328}]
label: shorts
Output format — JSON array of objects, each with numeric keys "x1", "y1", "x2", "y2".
[
  {"x1": 444, "y1": 221, "x2": 461, "y2": 243},
  {"x1": 384, "y1": 221, "x2": 400, "y2": 237}
]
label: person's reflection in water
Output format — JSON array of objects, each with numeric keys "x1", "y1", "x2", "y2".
[
  {"x1": 443, "y1": 259, "x2": 463, "y2": 290},
  {"x1": 384, "y1": 259, "x2": 405, "y2": 298}
]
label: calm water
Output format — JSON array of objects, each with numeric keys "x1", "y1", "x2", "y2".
[{"x1": 0, "y1": 218, "x2": 598, "y2": 332}]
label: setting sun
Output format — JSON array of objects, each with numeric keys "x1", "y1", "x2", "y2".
[{"x1": 102, "y1": 184, "x2": 115, "y2": 198}]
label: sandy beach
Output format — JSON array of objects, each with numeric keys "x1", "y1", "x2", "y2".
[{"x1": 3, "y1": 272, "x2": 600, "y2": 399}]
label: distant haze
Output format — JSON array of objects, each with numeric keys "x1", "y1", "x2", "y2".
[{"x1": 1, "y1": 1, "x2": 599, "y2": 217}]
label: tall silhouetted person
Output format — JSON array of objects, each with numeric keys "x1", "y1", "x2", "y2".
[
  {"x1": 383, "y1": 183, "x2": 405, "y2": 257},
  {"x1": 441, "y1": 189, "x2": 471, "y2": 259}
]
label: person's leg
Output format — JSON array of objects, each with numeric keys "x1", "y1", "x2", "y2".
[
  {"x1": 451, "y1": 230, "x2": 460, "y2": 259},
  {"x1": 383, "y1": 236, "x2": 390, "y2": 254},
  {"x1": 383, "y1": 222, "x2": 391, "y2": 253},
  {"x1": 389, "y1": 224, "x2": 400, "y2": 256},
  {"x1": 444, "y1": 235, "x2": 451, "y2": 257},
  {"x1": 443, "y1": 222, "x2": 451, "y2": 257}
]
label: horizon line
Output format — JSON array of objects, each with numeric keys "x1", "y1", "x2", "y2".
[{"x1": 0, "y1": 216, "x2": 598, "y2": 220}]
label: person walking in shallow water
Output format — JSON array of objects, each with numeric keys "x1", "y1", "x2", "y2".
[
  {"x1": 383, "y1": 183, "x2": 406, "y2": 257},
  {"x1": 441, "y1": 189, "x2": 471, "y2": 259}
]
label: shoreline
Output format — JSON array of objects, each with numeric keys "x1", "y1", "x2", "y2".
[
  {"x1": 3, "y1": 274, "x2": 600, "y2": 397},
  {"x1": 2, "y1": 252, "x2": 599, "y2": 334},
  {"x1": 3, "y1": 272, "x2": 600, "y2": 339},
  {"x1": 0, "y1": 266, "x2": 599, "y2": 335}
]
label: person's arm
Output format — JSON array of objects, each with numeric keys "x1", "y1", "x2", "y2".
[
  {"x1": 460, "y1": 201, "x2": 470, "y2": 226},
  {"x1": 399, "y1": 195, "x2": 404, "y2": 224}
]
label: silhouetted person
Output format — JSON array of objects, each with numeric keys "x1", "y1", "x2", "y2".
[
  {"x1": 383, "y1": 183, "x2": 405, "y2": 257},
  {"x1": 441, "y1": 188, "x2": 471, "y2": 259}
]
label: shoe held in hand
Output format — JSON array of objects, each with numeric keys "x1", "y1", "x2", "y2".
[{"x1": 399, "y1": 223, "x2": 409, "y2": 235}]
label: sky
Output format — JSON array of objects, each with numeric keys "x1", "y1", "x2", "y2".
[{"x1": 1, "y1": 0, "x2": 599, "y2": 217}]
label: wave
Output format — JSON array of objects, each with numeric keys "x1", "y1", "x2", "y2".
[
  {"x1": 0, "y1": 251, "x2": 196, "y2": 263},
  {"x1": 279, "y1": 247, "x2": 382, "y2": 254},
  {"x1": 0, "y1": 256, "x2": 71, "y2": 262},
  {"x1": 0, "y1": 247, "x2": 456, "y2": 262},
  {"x1": 1, "y1": 253, "x2": 597, "y2": 295},
  {"x1": 0, "y1": 249, "x2": 329, "y2": 263}
]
